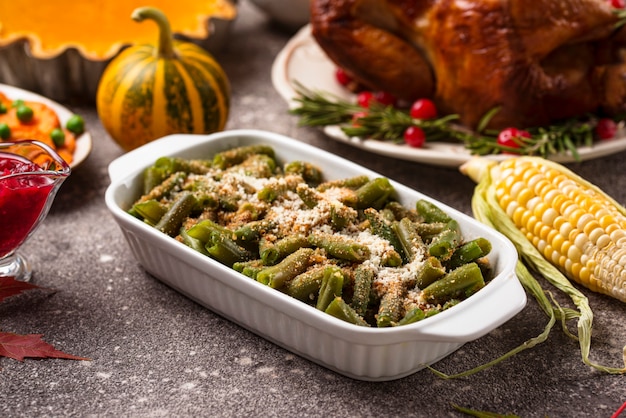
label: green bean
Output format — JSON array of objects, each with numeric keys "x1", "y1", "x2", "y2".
[
  {"x1": 351, "y1": 264, "x2": 374, "y2": 316},
  {"x1": 296, "y1": 183, "x2": 321, "y2": 208},
  {"x1": 428, "y1": 219, "x2": 461, "y2": 259},
  {"x1": 233, "y1": 260, "x2": 264, "y2": 279},
  {"x1": 219, "y1": 195, "x2": 240, "y2": 211},
  {"x1": 260, "y1": 234, "x2": 310, "y2": 265},
  {"x1": 325, "y1": 297, "x2": 369, "y2": 326},
  {"x1": 206, "y1": 233, "x2": 253, "y2": 267},
  {"x1": 397, "y1": 307, "x2": 426, "y2": 326},
  {"x1": 235, "y1": 153, "x2": 276, "y2": 178},
  {"x1": 384, "y1": 201, "x2": 419, "y2": 222},
  {"x1": 187, "y1": 219, "x2": 233, "y2": 244},
  {"x1": 392, "y1": 217, "x2": 425, "y2": 261},
  {"x1": 308, "y1": 232, "x2": 370, "y2": 262},
  {"x1": 191, "y1": 192, "x2": 219, "y2": 212},
  {"x1": 131, "y1": 200, "x2": 167, "y2": 225},
  {"x1": 155, "y1": 191, "x2": 197, "y2": 236},
  {"x1": 382, "y1": 250, "x2": 403, "y2": 267},
  {"x1": 233, "y1": 260, "x2": 255, "y2": 273},
  {"x1": 284, "y1": 266, "x2": 326, "y2": 302},
  {"x1": 257, "y1": 175, "x2": 303, "y2": 202},
  {"x1": 356, "y1": 177, "x2": 394, "y2": 209},
  {"x1": 421, "y1": 262, "x2": 485, "y2": 305},
  {"x1": 234, "y1": 220, "x2": 274, "y2": 242},
  {"x1": 477, "y1": 258, "x2": 494, "y2": 282},
  {"x1": 156, "y1": 156, "x2": 211, "y2": 174},
  {"x1": 415, "y1": 222, "x2": 448, "y2": 241},
  {"x1": 414, "y1": 256, "x2": 446, "y2": 289},
  {"x1": 332, "y1": 189, "x2": 359, "y2": 208},
  {"x1": 212, "y1": 144, "x2": 275, "y2": 169},
  {"x1": 141, "y1": 171, "x2": 187, "y2": 201},
  {"x1": 317, "y1": 175, "x2": 369, "y2": 192},
  {"x1": 364, "y1": 208, "x2": 408, "y2": 263},
  {"x1": 142, "y1": 157, "x2": 211, "y2": 193},
  {"x1": 376, "y1": 282, "x2": 404, "y2": 327},
  {"x1": 415, "y1": 199, "x2": 452, "y2": 223},
  {"x1": 444, "y1": 237, "x2": 492, "y2": 270},
  {"x1": 241, "y1": 265, "x2": 263, "y2": 279},
  {"x1": 384, "y1": 208, "x2": 400, "y2": 223},
  {"x1": 442, "y1": 299, "x2": 461, "y2": 310},
  {"x1": 256, "y1": 247, "x2": 315, "y2": 288},
  {"x1": 329, "y1": 202, "x2": 355, "y2": 231},
  {"x1": 234, "y1": 202, "x2": 260, "y2": 222},
  {"x1": 143, "y1": 166, "x2": 167, "y2": 194},
  {"x1": 179, "y1": 227, "x2": 209, "y2": 255},
  {"x1": 284, "y1": 160, "x2": 323, "y2": 185},
  {"x1": 316, "y1": 265, "x2": 344, "y2": 311},
  {"x1": 424, "y1": 306, "x2": 442, "y2": 318}
]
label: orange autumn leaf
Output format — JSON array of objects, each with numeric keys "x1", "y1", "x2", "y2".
[
  {"x1": 0, "y1": 276, "x2": 42, "y2": 302},
  {"x1": 0, "y1": 276, "x2": 89, "y2": 363},
  {"x1": 0, "y1": 332, "x2": 89, "y2": 361}
]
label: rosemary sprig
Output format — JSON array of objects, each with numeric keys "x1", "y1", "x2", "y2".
[
  {"x1": 469, "y1": 119, "x2": 596, "y2": 161},
  {"x1": 289, "y1": 84, "x2": 609, "y2": 161},
  {"x1": 290, "y1": 85, "x2": 362, "y2": 127}
]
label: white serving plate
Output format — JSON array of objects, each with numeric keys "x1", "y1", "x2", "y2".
[
  {"x1": 105, "y1": 129, "x2": 526, "y2": 381},
  {"x1": 271, "y1": 25, "x2": 626, "y2": 168},
  {"x1": 0, "y1": 83, "x2": 92, "y2": 168}
]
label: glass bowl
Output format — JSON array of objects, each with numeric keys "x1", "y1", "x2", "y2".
[{"x1": 0, "y1": 140, "x2": 71, "y2": 281}]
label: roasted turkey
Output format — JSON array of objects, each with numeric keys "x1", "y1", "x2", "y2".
[{"x1": 310, "y1": 0, "x2": 626, "y2": 130}]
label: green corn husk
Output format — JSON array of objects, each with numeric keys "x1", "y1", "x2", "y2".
[
  {"x1": 442, "y1": 157, "x2": 626, "y2": 378},
  {"x1": 452, "y1": 403, "x2": 520, "y2": 418}
]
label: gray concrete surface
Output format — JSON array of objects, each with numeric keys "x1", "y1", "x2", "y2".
[{"x1": 2, "y1": 2, "x2": 626, "y2": 417}]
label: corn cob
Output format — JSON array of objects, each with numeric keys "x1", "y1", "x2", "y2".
[
  {"x1": 492, "y1": 158, "x2": 624, "y2": 301},
  {"x1": 461, "y1": 156, "x2": 626, "y2": 374}
]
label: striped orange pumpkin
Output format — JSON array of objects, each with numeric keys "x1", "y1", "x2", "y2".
[{"x1": 96, "y1": 7, "x2": 230, "y2": 151}]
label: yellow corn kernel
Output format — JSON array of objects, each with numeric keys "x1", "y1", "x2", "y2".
[
  {"x1": 532, "y1": 220, "x2": 544, "y2": 238},
  {"x1": 542, "y1": 207, "x2": 558, "y2": 226},
  {"x1": 517, "y1": 187, "x2": 534, "y2": 206},
  {"x1": 546, "y1": 229, "x2": 558, "y2": 246},
  {"x1": 552, "y1": 233, "x2": 565, "y2": 253},
  {"x1": 504, "y1": 198, "x2": 518, "y2": 218},
  {"x1": 553, "y1": 215, "x2": 566, "y2": 231},
  {"x1": 533, "y1": 201, "x2": 550, "y2": 220},
  {"x1": 543, "y1": 244, "x2": 555, "y2": 261},
  {"x1": 512, "y1": 206, "x2": 525, "y2": 225}
]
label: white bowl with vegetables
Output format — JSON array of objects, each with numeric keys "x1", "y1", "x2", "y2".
[{"x1": 105, "y1": 129, "x2": 526, "y2": 381}]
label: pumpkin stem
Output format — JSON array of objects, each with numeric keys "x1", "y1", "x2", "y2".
[{"x1": 131, "y1": 7, "x2": 177, "y2": 59}]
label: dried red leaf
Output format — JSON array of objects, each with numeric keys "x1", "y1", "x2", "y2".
[
  {"x1": 0, "y1": 332, "x2": 89, "y2": 362},
  {"x1": 0, "y1": 276, "x2": 42, "y2": 303}
]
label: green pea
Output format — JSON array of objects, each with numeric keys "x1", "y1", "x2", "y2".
[
  {"x1": 12, "y1": 99, "x2": 24, "y2": 108},
  {"x1": 0, "y1": 103, "x2": 7, "y2": 114},
  {"x1": 0, "y1": 123, "x2": 10, "y2": 139},
  {"x1": 66, "y1": 114, "x2": 85, "y2": 135},
  {"x1": 16, "y1": 105, "x2": 34, "y2": 123},
  {"x1": 50, "y1": 128, "x2": 65, "y2": 147}
]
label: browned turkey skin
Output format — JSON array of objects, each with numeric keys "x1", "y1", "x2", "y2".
[{"x1": 310, "y1": 0, "x2": 626, "y2": 130}]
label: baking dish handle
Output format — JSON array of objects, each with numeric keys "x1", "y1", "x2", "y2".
[
  {"x1": 108, "y1": 134, "x2": 191, "y2": 182},
  {"x1": 416, "y1": 272, "x2": 527, "y2": 342}
]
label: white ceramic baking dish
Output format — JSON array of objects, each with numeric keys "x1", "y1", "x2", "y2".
[{"x1": 105, "y1": 129, "x2": 526, "y2": 381}]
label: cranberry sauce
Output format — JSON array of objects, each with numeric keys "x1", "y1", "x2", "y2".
[{"x1": 0, "y1": 153, "x2": 55, "y2": 258}]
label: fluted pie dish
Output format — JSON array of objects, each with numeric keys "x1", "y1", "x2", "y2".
[{"x1": 0, "y1": 0, "x2": 237, "y2": 102}]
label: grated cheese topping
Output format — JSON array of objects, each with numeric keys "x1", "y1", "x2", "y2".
[{"x1": 134, "y1": 149, "x2": 490, "y2": 327}]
